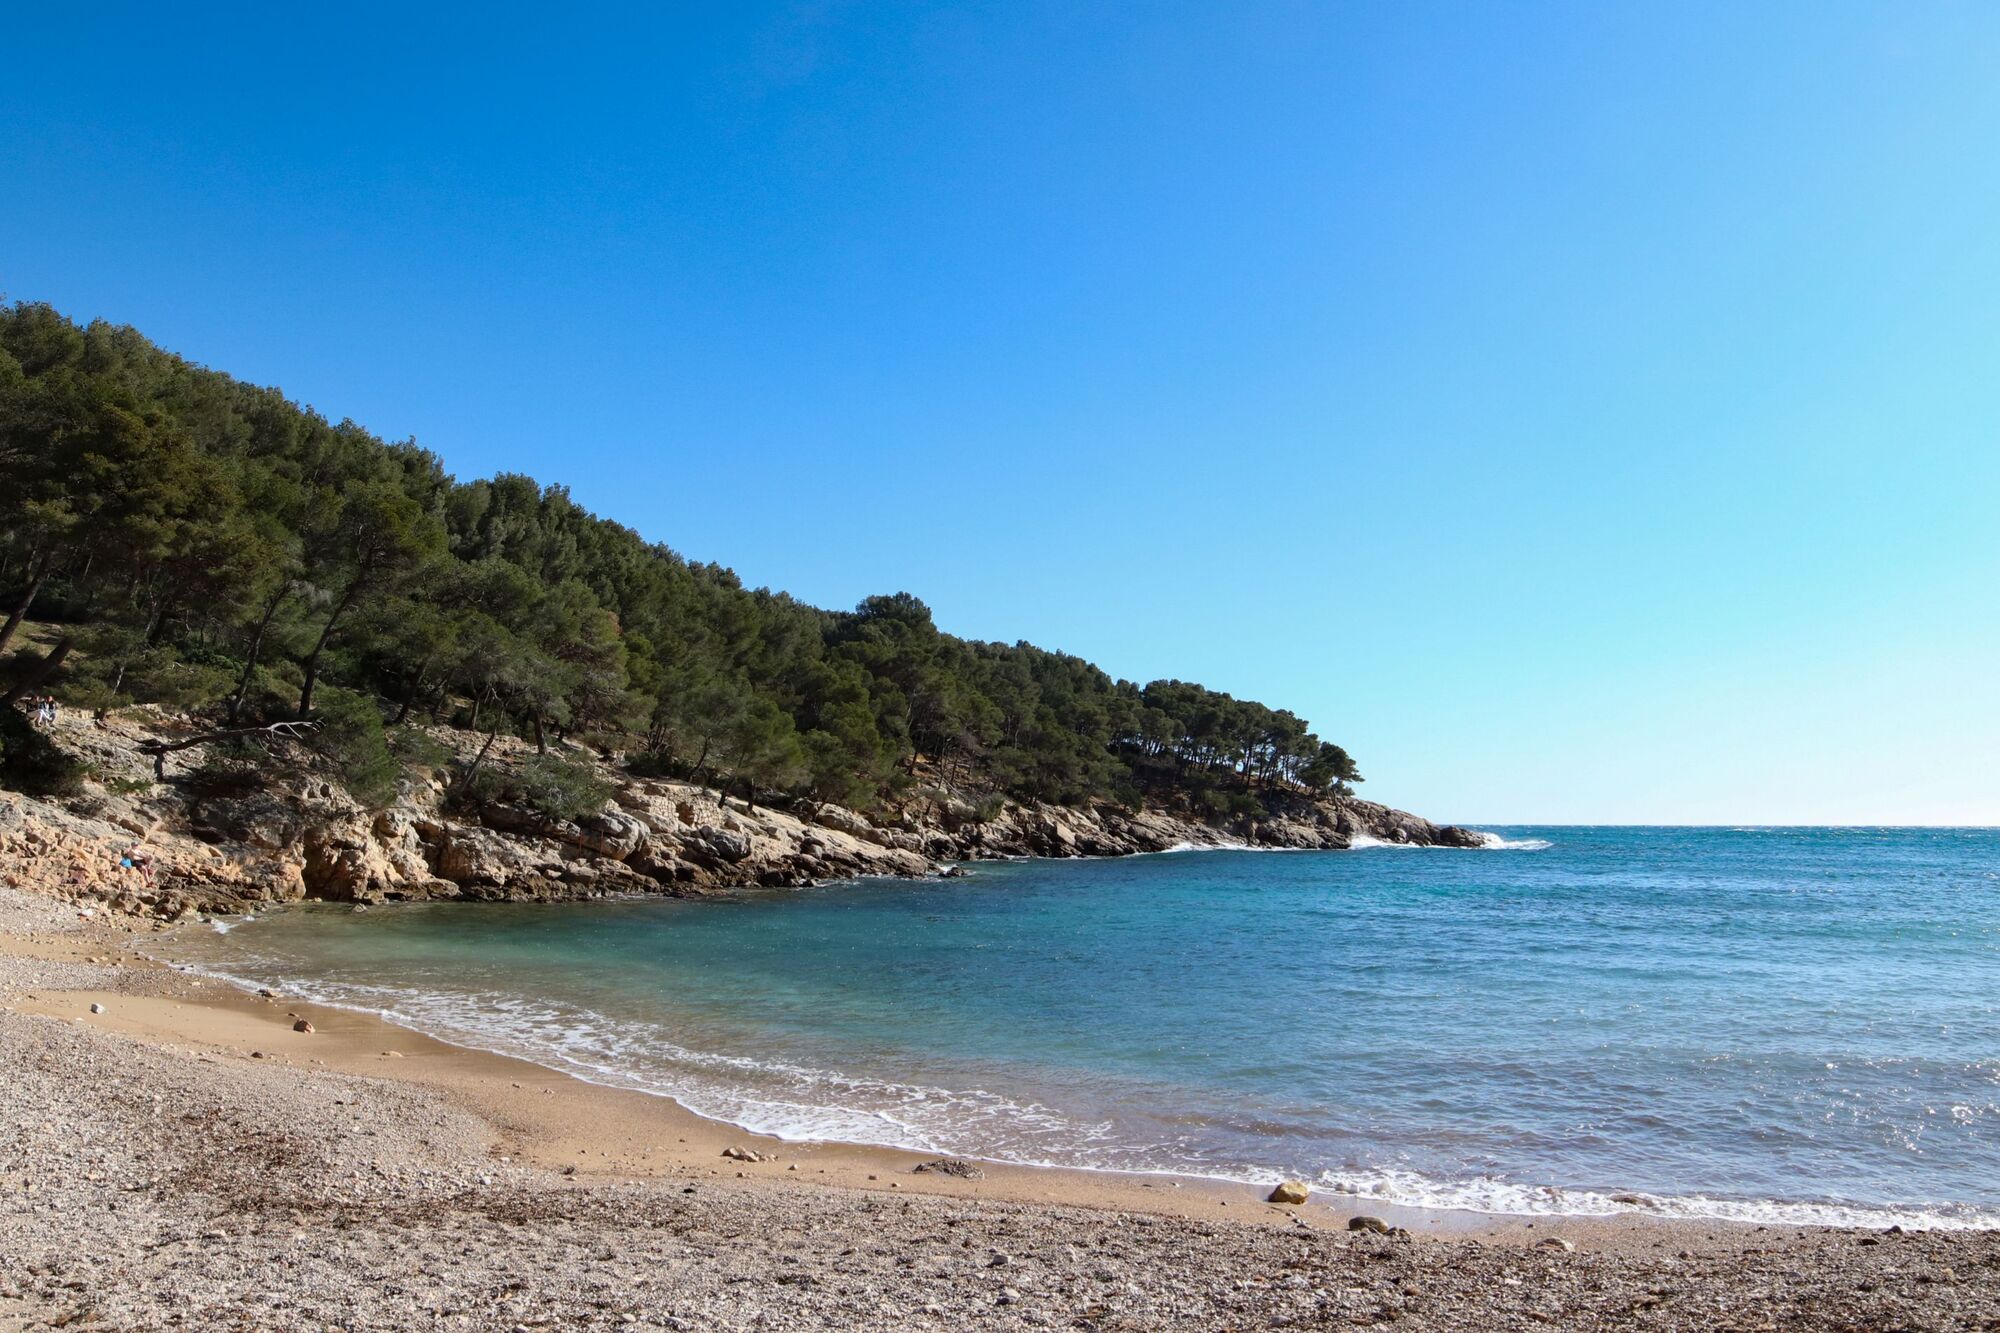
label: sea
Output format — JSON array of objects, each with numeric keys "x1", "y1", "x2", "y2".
[{"x1": 158, "y1": 826, "x2": 2000, "y2": 1229}]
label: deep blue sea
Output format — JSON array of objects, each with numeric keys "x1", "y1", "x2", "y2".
[{"x1": 162, "y1": 828, "x2": 2000, "y2": 1228}]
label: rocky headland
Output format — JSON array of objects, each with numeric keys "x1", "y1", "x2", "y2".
[{"x1": 0, "y1": 707, "x2": 1484, "y2": 922}]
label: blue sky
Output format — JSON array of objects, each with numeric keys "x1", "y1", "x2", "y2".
[{"x1": 5, "y1": 3, "x2": 1996, "y2": 823}]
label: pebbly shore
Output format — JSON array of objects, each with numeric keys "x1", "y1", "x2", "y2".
[{"x1": 3, "y1": 885, "x2": 1997, "y2": 1331}]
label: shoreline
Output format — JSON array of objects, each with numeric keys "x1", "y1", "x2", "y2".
[
  {"x1": 14, "y1": 905, "x2": 1591, "y2": 1245},
  {"x1": 149, "y1": 899, "x2": 1977, "y2": 1237},
  {"x1": 20, "y1": 889, "x2": 1994, "y2": 1242},
  {"x1": 5, "y1": 885, "x2": 1997, "y2": 1328}
]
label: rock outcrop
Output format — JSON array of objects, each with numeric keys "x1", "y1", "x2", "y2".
[{"x1": 0, "y1": 707, "x2": 1485, "y2": 921}]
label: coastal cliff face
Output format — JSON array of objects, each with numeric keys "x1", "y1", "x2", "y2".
[{"x1": 0, "y1": 708, "x2": 1483, "y2": 921}]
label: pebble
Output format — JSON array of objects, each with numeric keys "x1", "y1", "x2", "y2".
[{"x1": 1, "y1": 885, "x2": 1995, "y2": 1332}]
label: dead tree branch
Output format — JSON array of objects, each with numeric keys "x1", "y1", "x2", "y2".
[{"x1": 137, "y1": 720, "x2": 319, "y2": 781}]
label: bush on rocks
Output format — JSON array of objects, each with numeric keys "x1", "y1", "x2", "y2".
[
  {"x1": 310, "y1": 688, "x2": 399, "y2": 808},
  {"x1": 459, "y1": 752, "x2": 615, "y2": 823},
  {"x1": 0, "y1": 706, "x2": 85, "y2": 797}
]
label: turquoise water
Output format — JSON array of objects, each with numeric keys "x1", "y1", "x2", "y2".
[{"x1": 164, "y1": 827, "x2": 2000, "y2": 1227}]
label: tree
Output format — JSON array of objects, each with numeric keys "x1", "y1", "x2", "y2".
[
  {"x1": 295, "y1": 481, "x2": 445, "y2": 715},
  {"x1": 0, "y1": 302, "x2": 1373, "y2": 823}
]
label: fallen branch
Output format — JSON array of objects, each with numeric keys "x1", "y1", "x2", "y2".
[{"x1": 137, "y1": 720, "x2": 319, "y2": 781}]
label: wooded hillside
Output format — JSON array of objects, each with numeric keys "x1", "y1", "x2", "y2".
[{"x1": 0, "y1": 303, "x2": 1363, "y2": 815}]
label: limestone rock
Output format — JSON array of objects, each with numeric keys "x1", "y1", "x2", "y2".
[
  {"x1": 686, "y1": 826, "x2": 751, "y2": 866},
  {"x1": 811, "y1": 805, "x2": 882, "y2": 843}
]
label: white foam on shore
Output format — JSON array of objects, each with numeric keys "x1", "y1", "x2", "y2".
[
  {"x1": 1317, "y1": 1167, "x2": 2000, "y2": 1232},
  {"x1": 155, "y1": 941, "x2": 1999, "y2": 1235}
]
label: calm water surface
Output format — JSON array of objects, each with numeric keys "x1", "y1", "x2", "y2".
[{"x1": 161, "y1": 827, "x2": 2000, "y2": 1227}]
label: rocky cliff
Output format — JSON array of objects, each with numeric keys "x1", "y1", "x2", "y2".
[{"x1": 0, "y1": 708, "x2": 1485, "y2": 922}]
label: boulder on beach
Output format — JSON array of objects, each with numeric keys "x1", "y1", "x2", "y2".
[
  {"x1": 913, "y1": 1158, "x2": 985, "y2": 1180},
  {"x1": 1348, "y1": 1214, "x2": 1390, "y2": 1233},
  {"x1": 292, "y1": 1019, "x2": 314, "y2": 1033},
  {"x1": 1267, "y1": 1180, "x2": 1310, "y2": 1205}
]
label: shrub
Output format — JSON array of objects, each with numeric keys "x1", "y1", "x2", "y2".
[
  {"x1": 460, "y1": 752, "x2": 614, "y2": 823},
  {"x1": 386, "y1": 727, "x2": 452, "y2": 774},
  {"x1": 310, "y1": 688, "x2": 399, "y2": 808},
  {"x1": 0, "y1": 706, "x2": 86, "y2": 798},
  {"x1": 624, "y1": 748, "x2": 683, "y2": 780}
]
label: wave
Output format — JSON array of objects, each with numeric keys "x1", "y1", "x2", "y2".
[
  {"x1": 1316, "y1": 1166, "x2": 2000, "y2": 1232},
  {"x1": 159, "y1": 954, "x2": 1126, "y2": 1162},
  {"x1": 1345, "y1": 832, "x2": 1553, "y2": 851},
  {"x1": 155, "y1": 945, "x2": 1992, "y2": 1233},
  {"x1": 1472, "y1": 832, "x2": 1554, "y2": 851}
]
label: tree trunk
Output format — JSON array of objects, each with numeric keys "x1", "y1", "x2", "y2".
[
  {"x1": 227, "y1": 584, "x2": 290, "y2": 725},
  {"x1": 0, "y1": 636, "x2": 74, "y2": 707},
  {"x1": 453, "y1": 720, "x2": 504, "y2": 800},
  {"x1": 297, "y1": 577, "x2": 363, "y2": 715},
  {"x1": 144, "y1": 587, "x2": 178, "y2": 646},
  {"x1": 532, "y1": 710, "x2": 546, "y2": 755},
  {"x1": 394, "y1": 659, "x2": 430, "y2": 725},
  {"x1": 0, "y1": 556, "x2": 50, "y2": 659}
]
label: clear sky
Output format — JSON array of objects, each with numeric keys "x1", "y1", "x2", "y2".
[{"x1": 5, "y1": 4, "x2": 1996, "y2": 824}]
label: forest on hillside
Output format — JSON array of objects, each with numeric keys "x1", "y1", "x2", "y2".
[{"x1": 0, "y1": 303, "x2": 1363, "y2": 817}]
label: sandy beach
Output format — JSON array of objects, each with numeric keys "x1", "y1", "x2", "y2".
[{"x1": 0, "y1": 886, "x2": 1993, "y2": 1331}]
